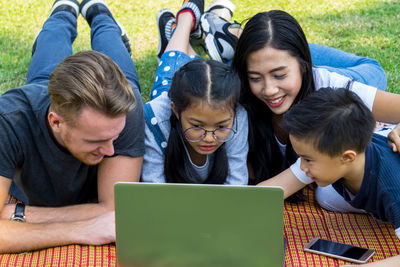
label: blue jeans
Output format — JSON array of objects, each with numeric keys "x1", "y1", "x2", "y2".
[
  {"x1": 309, "y1": 43, "x2": 387, "y2": 90},
  {"x1": 26, "y1": 12, "x2": 140, "y2": 90}
]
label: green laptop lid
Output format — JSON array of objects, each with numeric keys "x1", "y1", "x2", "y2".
[{"x1": 115, "y1": 183, "x2": 284, "y2": 267}]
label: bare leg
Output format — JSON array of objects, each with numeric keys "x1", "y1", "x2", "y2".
[
  {"x1": 165, "y1": 12, "x2": 196, "y2": 56},
  {"x1": 151, "y1": 2, "x2": 203, "y2": 100}
]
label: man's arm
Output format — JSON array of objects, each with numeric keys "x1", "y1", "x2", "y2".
[
  {"x1": 97, "y1": 155, "x2": 143, "y2": 209},
  {"x1": 0, "y1": 176, "x2": 115, "y2": 253},
  {"x1": 0, "y1": 155, "x2": 142, "y2": 253},
  {"x1": 0, "y1": 210, "x2": 115, "y2": 253},
  {"x1": 257, "y1": 167, "x2": 308, "y2": 199},
  {"x1": 1, "y1": 155, "x2": 143, "y2": 223}
]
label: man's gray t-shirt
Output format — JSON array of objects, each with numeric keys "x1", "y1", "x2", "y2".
[{"x1": 0, "y1": 82, "x2": 144, "y2": 206}]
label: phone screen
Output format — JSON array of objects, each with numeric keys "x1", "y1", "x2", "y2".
[{"x1": 308, "y1": 239, "x2": 368, "y2": 260}]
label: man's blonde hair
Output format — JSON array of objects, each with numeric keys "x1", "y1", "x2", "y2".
[{"x1": 48, "y1": 50, "x2": 136, "y2": 124}]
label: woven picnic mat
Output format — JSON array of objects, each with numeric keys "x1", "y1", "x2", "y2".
[
  {"x1": 0, "y1": 245, "x2": 116, "y2": 267},
  {"x1": 284, "y1": 185, "x2": 400, "y2": 266},
  {"x1": 3, "y1": 187, "x2": 400, "y2": 266}
]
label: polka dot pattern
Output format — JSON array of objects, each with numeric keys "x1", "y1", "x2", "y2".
[
  {"x1": 150, "y1": 51, "x2": 202, "y2": 101},
  {"x1": 147, "y1": 51, "x2": 203, "y2": 152}
]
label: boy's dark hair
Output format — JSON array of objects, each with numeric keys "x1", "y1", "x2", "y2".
[
  {"x1": 282, "y1": 87, "x2": 376, "y2": 156},
  {"x1": 164, "y1": 59, "x2": 241, "y2": 184}
]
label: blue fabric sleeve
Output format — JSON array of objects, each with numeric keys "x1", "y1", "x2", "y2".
[{"x1": 143, "y1": 103, "x2": 168, "y2": 154}]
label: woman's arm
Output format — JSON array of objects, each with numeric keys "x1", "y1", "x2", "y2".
[
  {"x1": 372, "y1": 90, "x2": 400, "y2": 152},
  {"x1": 387, "y1": 124, "x2": 400, "y2": 152}
]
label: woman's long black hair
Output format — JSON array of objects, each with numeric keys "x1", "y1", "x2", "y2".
[
  {"x1": 164, "y1": 59, "x2": 241, "y2": 184},
  {"x1": 231, "y1": 11, "x2": 316, "y2": 197}
]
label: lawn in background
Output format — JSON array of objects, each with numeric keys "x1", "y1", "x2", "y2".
[{"x1": 0, "y1": 0, "x2": 399, "y2": 102}]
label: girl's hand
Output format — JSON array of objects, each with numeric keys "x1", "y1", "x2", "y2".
[{"x1": 387, "y1": 123, "x2": 400, "y2": 153}]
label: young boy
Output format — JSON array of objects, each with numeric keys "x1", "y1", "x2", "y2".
[{"x1": 281, "y1": 87, "x2": 400, "y2": 241}]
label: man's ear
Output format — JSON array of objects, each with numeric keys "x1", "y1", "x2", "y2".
[
  {"x1": 170, "y1": 102, "x2": 179, "y2": 118},
  {"x1": 47, "y1": 111, "x2": 64, "y2": 133},
  {"x1": 341, "y1": 150, "x2": 357, "y2": 164}
]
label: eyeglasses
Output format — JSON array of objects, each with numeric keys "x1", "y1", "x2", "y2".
[
  {"x1": 183, "y1": 126, "x2": 237, "y2": 142},
  {"x1": 180, "y1": 115, "x2": 238, "y2": 143}
]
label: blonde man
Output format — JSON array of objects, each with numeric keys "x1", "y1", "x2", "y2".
[{"x1": 0, "y1": 0, "x2": 144, "y2": 252}]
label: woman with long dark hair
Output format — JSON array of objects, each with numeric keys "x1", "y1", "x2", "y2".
[{"x1": 231, "y1": 10, "x2": 400, "y2": 205}]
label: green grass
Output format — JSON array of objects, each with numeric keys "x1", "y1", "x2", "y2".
[{"x1": 1, "y1": 0, "x2": 399, "y2": 101}]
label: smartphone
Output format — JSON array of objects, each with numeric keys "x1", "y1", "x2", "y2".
[{"x1": 304, "y1": 237, "x2": 375, "y2": 264}]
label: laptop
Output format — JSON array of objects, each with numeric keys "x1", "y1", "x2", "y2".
[{"x1": 115, "y1": 182, "x2": 284, "y2": 267}]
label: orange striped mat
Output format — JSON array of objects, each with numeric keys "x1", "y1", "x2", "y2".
[
  {"x1": 2, "y1": 187, "x2": 400, "y2": 266},
  {"x1": 284, "y1": 185, "x2": 400, "y2": 266},
  {"x1": 0, "y1": 245, "x2": 116, "y2": 267}
]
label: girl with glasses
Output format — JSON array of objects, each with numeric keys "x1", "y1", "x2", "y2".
[{"x1": 141, "y1": 0, "x2": 248, "y2": 184}]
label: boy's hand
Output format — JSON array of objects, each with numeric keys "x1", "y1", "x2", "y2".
[{"x1": 387, "y1": 123, "x2": 400, "y2": 153}]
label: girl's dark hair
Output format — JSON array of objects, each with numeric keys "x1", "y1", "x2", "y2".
[
  {"x1": 164, "y1": 59, "x2": 241, "y2": 184},
  {"x1": 231, "y1": 10, "x2": 315, "y2": 200}
]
